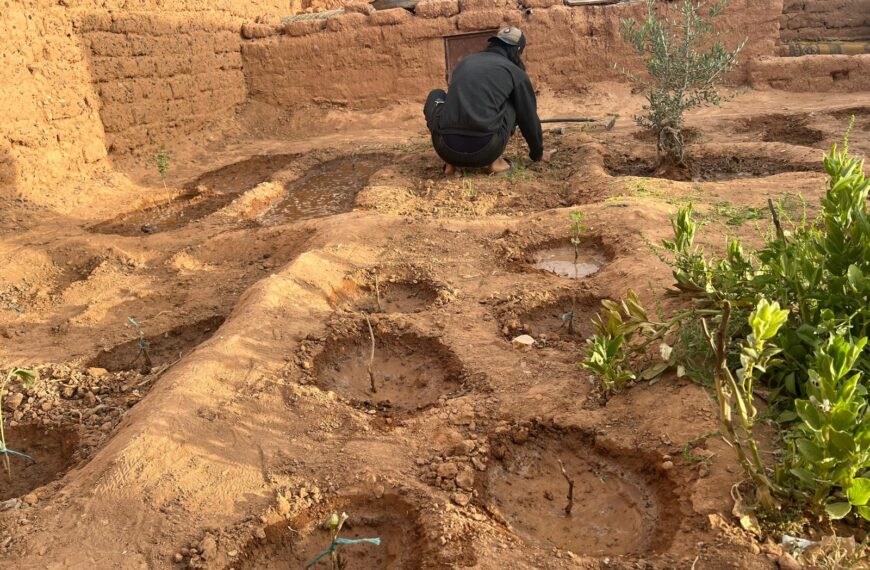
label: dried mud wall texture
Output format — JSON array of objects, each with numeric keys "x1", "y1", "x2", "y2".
[
  {"x1": 241, "y1": 0, "x2": 782, "y2": 111},
  {"x1": 780, "y1": 0, "x2": 870, "y2": 42},
  {"x1": 79, "y1": 14, "x2": 246, "y2": 154},
  {"x1": 749, "y1": 54, "x2": 870, "y2": 91},
  {"x1": 0, "y1": 1, "x2": 301, "y2": 205}
]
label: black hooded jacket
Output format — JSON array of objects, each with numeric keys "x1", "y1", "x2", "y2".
[{"x1": 434, "y1": 47, "x2": 544, "y2": 161}]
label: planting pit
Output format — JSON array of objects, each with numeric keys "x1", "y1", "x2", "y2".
[
  {"x1": 503, "y1": 296, "x2": 601, "y2": 343},
  {"x1": 484, "y1": 430, "x2": 680, "y2": 557},
  {"x1": 257, "y1": 154, "x2": 390, "y2": 226},
  {"x1": 0, "y1": 424, "x2": 79, "y2": 501},
  {"x1": 530, "y1": 240, "x2": 609, "y2": 280},
  {"x1": 242, "y1": 495, "x2": 425, "y2": 569},
  {"x1": 333, "y1": 277, "x2": 440, "y2": 314},
  {"x1": 90, "y1": 154, "x2": 298, "y2": 235},
  {"x1": 311, "y1": 331, "x2": 463, "y2": 414},
  {"x1": 739, "y1": 114, "x2": 825, "y2": 146},
  {"x1": 604, "y1": 152, "x2": 820, "y2": 181},
  {"x1": 89, "y1": 315, "x2": 225, "y2": 372}
]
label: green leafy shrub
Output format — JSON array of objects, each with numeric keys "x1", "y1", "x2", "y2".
[
  {"x1": 582, "y1": 128, "x2": 870, "y2": 522},
  {"x1": 620, "y1": 0, "x2": 745, "y2": 164}
]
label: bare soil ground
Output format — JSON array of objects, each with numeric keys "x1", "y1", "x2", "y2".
[{"x1": 1, "y1": 84, "x2": 869, "y2": 568}]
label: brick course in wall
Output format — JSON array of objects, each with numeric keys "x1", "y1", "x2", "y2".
[
  {"x1": 780, "y1": 0, "x2": 870, "y2": 42},
  {"x1": 80, "y1": 14, "x2": 246, "y2": 153}
]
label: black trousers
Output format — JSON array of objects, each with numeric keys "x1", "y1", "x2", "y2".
[{"x1": 423, "y1": 89, "x2": 515, "y2": 168}]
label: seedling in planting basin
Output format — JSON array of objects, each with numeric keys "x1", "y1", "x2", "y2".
[
  {"x1": 306, "y1": 511, "x2": 381, "y2": 569},
  {"x1": 127, "y1": 317, "x2": 153, "y2": 374},
  {"x1": 0, "y1": 367, "x2": 37, "y2": 477}
]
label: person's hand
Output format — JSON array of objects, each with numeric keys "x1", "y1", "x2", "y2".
[{"x1": 541, "y1": 150, "x2": 556, "y2": 163}]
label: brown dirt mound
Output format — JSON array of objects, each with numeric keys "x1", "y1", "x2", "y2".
[
  {"x1": 310, "y1": 329, "x2": 464, "y2": 414},
  {"x1": 89, "y1": 316, "x2": 225, "y2": 372},
  {"x1": 0, "y1": 424, "x2": 79, "y2": 501},
  {"x1": 483, "y1": 428, "x2": 682, "y2": 557}
]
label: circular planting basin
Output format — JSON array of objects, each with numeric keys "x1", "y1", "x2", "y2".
[
  {"x1": 529, "y1": 239, "x2": 610, "y2": 280},
  {"x1": 484, "y1": 430, "x2": 681, "y2": 556},
  {"x1": 90, "y1": 154, "x2": 299, "y2": 235},
  {"x1": 89, "y1": 315, "x2": 224, "y2": 373},
  {"x1": 503, "y1": 296, "x2": 600, "y2": 343},
  {"x1": 0, "y1": 424, "x2": 79, "y2": 501},
  {"x1": 242, "y1": 495, "x2": 424, "y2": 569},
  {"x1": 312, "y1": 331, "x2": 463, "y2": 414},
  {"x1": 739, "y1": 114, "x2": 825, "y2": 146},
  {"x1": 257, "y1": 154, "x2": 390, "y2": 226}
]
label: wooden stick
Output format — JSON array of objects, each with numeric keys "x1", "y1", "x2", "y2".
[
  {"x1": 364, "y1": 313, "x2": 377, "y2": 393},
  {"x1": 557, "y1": 459, "x2": 575, "y2": 516},
  {"x1": 374, "y1": 271, "x2": 382, "y2": 312}
]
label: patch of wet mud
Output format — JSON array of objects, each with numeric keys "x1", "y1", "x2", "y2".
[
  {"x1": 739, "y1": 114, "x2": 825, "y2": 146},
  {"x1": 258, "y1": 154, "x2": 390, "y2": 226},
  {"x1": 311, "y1": 331, "x2": 463, "y2": 414},
  {"x1": 0, "y1": 424, "x2": 79, "y2": 501},
  {"x1": 530, "y1": 240, "x2": 609, "y2": 279},
  {"x1": 241, "y1": 495, "x2": 425, "y2": 569},
  {"x1": 604, "y1": 153, "x2": 820, "y2": 181},
  {"x1": 89, "y1": 316, "x2": 225, "y2": 372},
  {"x1": 90, "y1": 154, "x2": 298, "y2": 236},
  {"x1": 484, "y1": 430, "x2": 681, "y2": 556}
]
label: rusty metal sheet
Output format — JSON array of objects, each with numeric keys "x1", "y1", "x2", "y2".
[{"x1": 443, "y1": 30, "x2": 498, "y2": 83}]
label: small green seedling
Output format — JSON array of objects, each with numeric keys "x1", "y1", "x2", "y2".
[
  {"x1": 155, "y1": 147, "x2": 170, "y2": 189},
  {"x1": 127, "y1": 317, "x2": 153, "y2": 374},
  {"x1": 565, "y1": 211, "x2": 588, "y2": 333},
  {"x1": 306, "y1": 511, "x2": 381, "y2": 569},
  {"x1": 0, "y1": 367, "x2": 37, "y2": 477}
]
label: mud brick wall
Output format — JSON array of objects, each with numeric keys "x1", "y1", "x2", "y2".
[
  {"x1": 79, "y1": 14, "x2": 246, "y2": 154},
  {"x1": 780, "y1": 0, "x2": 870, "y2": 42},
  {"x1": 241, "y1": 0, "x2": 782, "y2": 112},
  {"x1": 750, "y1": 53, "x2": 870, "y2": 91},
  {"x1": 0, "y1": 0, "x2": 299, "y2": 208}
]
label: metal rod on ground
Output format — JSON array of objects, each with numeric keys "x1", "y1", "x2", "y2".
[{"x1": 541, "y1": 116, "x2": 618, "y2": 131}]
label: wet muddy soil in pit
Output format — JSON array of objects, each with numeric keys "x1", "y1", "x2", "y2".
[
  {"x1": 604, "y1": 153, "x2": 821, "y2": 181},
  {"x1": 89, "y1": 315, "x2": 225, "y2": 372},
  {"x1": 90, "y1": 154, "x2": 299, "y2": 235},
  {"x1": 312, "y1": 331, "x2": 463, "y2": 413},
  {"x1": 485, "y1": 431, "x2": 680, "y2": 556},
  {"x1": 0, "y1": 424, "x2": 79, "y2": 501},
  {"x1": 531, "y1": 241, "x2": 609, "y2": 279},
  {"x1": 242, "y1": 495, "x2": 424, "y2": 569},
  {"x1": 257, "y1": 154, "x2": 390, "y2": 226}
]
